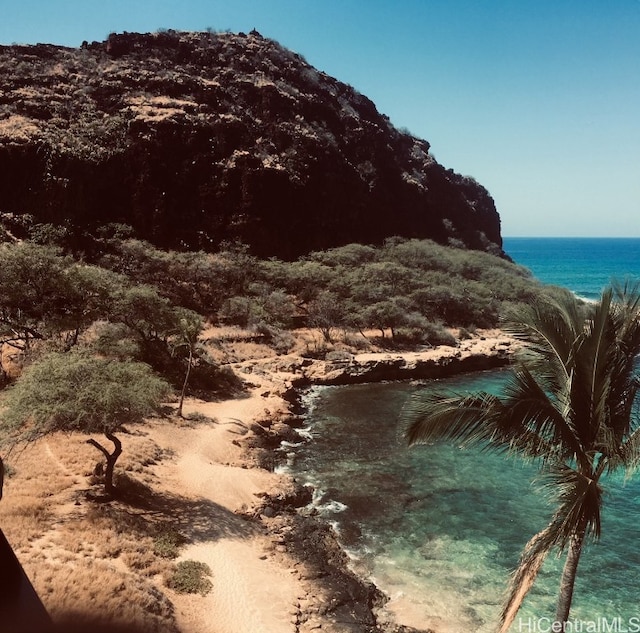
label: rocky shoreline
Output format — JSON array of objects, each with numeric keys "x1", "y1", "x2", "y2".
[
  {"x1": 234, "y1": 333, "x2": 516, "y2": 633},
  {"x1": 1, "y1": 331, "x2": 516, "y2": 632}
]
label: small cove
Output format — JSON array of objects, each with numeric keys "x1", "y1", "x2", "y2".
[
  {"x1": 286, "y1": 237, "x2": 640, "y2": 631},
  {"x1": 285, "y1": 372, "x2": 640, "y2": 631}
]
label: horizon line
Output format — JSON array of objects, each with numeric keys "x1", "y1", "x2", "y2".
[{"x1": 503, "y1": 235, "x2": 640, "y2": 239}]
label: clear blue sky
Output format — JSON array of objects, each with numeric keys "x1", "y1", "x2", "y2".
[{"x1": 1, "y1": 1, "x2": 639, "y2": 237}]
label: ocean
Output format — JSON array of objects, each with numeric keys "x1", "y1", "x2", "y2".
[
  {"x1": 503, "y1": 237, "x2": 640, "y2": 301},
  {"x1": 285, "y1": 238, "x2": 640, "y2": 632}
]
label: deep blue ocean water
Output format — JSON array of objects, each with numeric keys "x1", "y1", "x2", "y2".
[
  {"x1": 286, "y1": 238, "x2": 640, "y2": 632},
  {"x1": 503, "y1": 237, "x2": 640, "y2": 300}
]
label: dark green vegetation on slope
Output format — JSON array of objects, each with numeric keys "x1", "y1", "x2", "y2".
[
  {"x1": 0, "y1": 234, "x2": 563, "y2": 390},
  {"x1": 0, "y1": 29, "x2": 501, "y2": 259}
]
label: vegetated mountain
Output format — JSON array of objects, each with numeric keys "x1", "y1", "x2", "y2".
[{"x1": 0, "y1": 29, "x2": 503, "y2": 259}]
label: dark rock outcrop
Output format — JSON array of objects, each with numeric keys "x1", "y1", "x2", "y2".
[
  {"x1": 273, "y1": 513, "x2": 387, "y2": 632},
  {"x1": 0, "y1": 30, "x2": 502, "y2": 258}
]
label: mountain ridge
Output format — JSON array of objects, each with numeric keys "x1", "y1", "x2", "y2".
[{"x1": 0, "y1": 29, "x2": 503, "y2": 258}]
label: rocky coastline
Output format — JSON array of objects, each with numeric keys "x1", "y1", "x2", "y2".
[
  {"x1": 234, "y1": 332, "x2": 516, "y2": 633},
  {"x1": 0, "y1": 330, "x2": 517, "y2": 632}
]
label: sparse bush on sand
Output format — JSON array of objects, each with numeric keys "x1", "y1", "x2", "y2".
[
  {"x1": 153, "y1": 528, "x2": 187, "y2": 559},
  {"x1": 166, "y1": 560, "x2": 213, "y2": 595}
]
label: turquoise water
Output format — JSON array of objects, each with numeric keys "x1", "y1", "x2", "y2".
[
  {"x1": 286, "y1": 239, "x2": 640, "y2": 631},
  {"x1": 290, "y1": 377, "x2": 640, "y2": 631},
  {"x1": 503, "y1": 237, "x2": 640, "y2": 300}
]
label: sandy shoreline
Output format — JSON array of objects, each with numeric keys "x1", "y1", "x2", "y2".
[
  {"x1": 1, "y1": 330, "x2": 515, "y2": 633},
  {"x1": 152, "y1": 331, "x2": 515, "y2": 633}
]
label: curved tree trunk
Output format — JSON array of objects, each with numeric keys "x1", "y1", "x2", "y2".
[
  {"x1": 554, "y1": 525, "x2": 586, "y2": 625},
  {"x1": 86, "y1": 431, "x2": 123, "y2": 495},
  {"x1": 177, "y1": 347, "x2": 193, "y2": 418}
]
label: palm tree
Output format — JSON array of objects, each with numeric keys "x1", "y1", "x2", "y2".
[{"x1": 404, "y1": 284, "x2": 640, "y2": 631}]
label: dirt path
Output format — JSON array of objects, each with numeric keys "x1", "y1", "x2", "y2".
[{"x1": 148, "y1": 383, "x2": 308, "y2": 633}]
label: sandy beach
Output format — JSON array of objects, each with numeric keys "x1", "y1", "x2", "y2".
[{"x1": 0, "y1": 330, "x2": 515, "y2": 633}]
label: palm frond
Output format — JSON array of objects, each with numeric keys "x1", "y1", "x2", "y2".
[
  {"x1": 404, "y1": 366, "x2": 580, "y2": 464},
  {"x1": 612, "y1": 278, "x2": 640, "y2": 314},
  {"x1": 573, "y1": 285, "x2": 640, "y2": 449},
  {"x1": 500, "y1": 366, "x2": 581, "y2": 462},
  {"x1": 404, "y1": 391, "x2": 504, "y2": 448},
  {"x1": 503, "y1": 295, "x2": 584, "y2": 410},
  {"x1": 614, "y1": 426, "x2": 640, "y2": 474},
  {"x1": 567, "y1": 289, "x2": 616, "y2": 449},
  {"x1": 604, "y1": 295, "x2": 640, "y2": 440}
]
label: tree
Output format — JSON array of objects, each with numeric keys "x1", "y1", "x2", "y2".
[
  {"x1": 361, "y1": 300, "x2": 406, "y2": 338},
  {"x1": 0, "y1": 242, "x2": 127, "y2": 351},
  {"x1": 56, "y1": 264, "x2": 127, "y2": 348},
  {"x1": 169, "y1": 309, "x2": 204, "y2": 418},
  {"x1": 1, "y1": 352, "x2": 170, "y2": 494},
  {"x1": 404, "y1": 285, "x2": 640, "y2": 630},
  {"x1": 108, "y1": 284, "x2": 178, "y2": 344},
  {"x1": 0, "y1": 242, "x2": 76, "y2": 350},
  {"x1": 308, "y1": 291, "x2": 346, "y2": 342}
]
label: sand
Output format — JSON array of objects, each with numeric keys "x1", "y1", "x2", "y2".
[
  {"x1": 146, "y1": 371, "x2": 307, "y2": 633},
  {"x1": 141, "y1": 331, "x2": 516, "y2": 633},
  {"x1": 1, "y1": 330, "x2": 516, "y2": 633}
]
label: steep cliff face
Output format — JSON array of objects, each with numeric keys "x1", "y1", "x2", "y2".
[{"x1": 0, "y1": 30, "x2": 502, "y2": 258}]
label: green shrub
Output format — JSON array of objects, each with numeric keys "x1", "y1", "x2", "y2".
[
  {"x1": 166, "y1": 560, "x2": 213, "y2": 595},
  {"x1": 218, "y1": 296, "x2": 254, "y2": 327},
  {"x1": 183, "y1": 411, "x2": 216, "y2": 425},
  {"x1": 421, "y1": 322, "x2": 458, "y2": 347},
  {"x1": 90, "y1": 322, "x2": 140, "y2": 360},
  {"x1": 271, "y1": 329, "x2": 296, "y2": 354},
  {"x1": 308, "y1": 291, "x2": 347, "y2": 341},
  {"x1": 342, "y1": 330, "x2": 371, "y2": 351},
  {"x1": 390, "y1": 328, "x2": 426, "y2": 345},
  {"x1": 253, "y1": 322, "x2": 295, "y2": 354},
  {"x1": 153, "y1": 529, "x2": 186, "y2": 559},
  {"x1": 309, "y1": 243, "x2": 378, "y2": 267},
  {"x1": 259, "y1": 290, "x2": 296, "y2": 328}
]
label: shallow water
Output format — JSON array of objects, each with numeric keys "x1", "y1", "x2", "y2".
[{"x1": 286, "y1": 371, "x2": 640, "y2": 631}]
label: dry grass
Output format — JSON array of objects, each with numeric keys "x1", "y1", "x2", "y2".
[
  {"x1": 119, "y1": 432, "x2": 172, "y2": 482},
  {"x1": 201, "y1": 325, "x2": 278, "y2": 364},
  {"x1": 203, "y1": 324, "x2": 383, "y2": 363},
  {"x1": 0, "y1": 425, "x2": 183, "y2": 632},
  {"x1": 288, "y1": 327, "x2": 379, "y2": 357},
  {"x1": 0, "y1": 495, "x2": 54, "y2": 550},
  {"x1": 32, "y1": 558, "x2": 177, "y2": 633},
  {"x1": 219, "y1": 341, "x2": 277, "y2": 363},
  {"x1": 203, "y1": 325, "x2": 263, "y2": 342}
]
